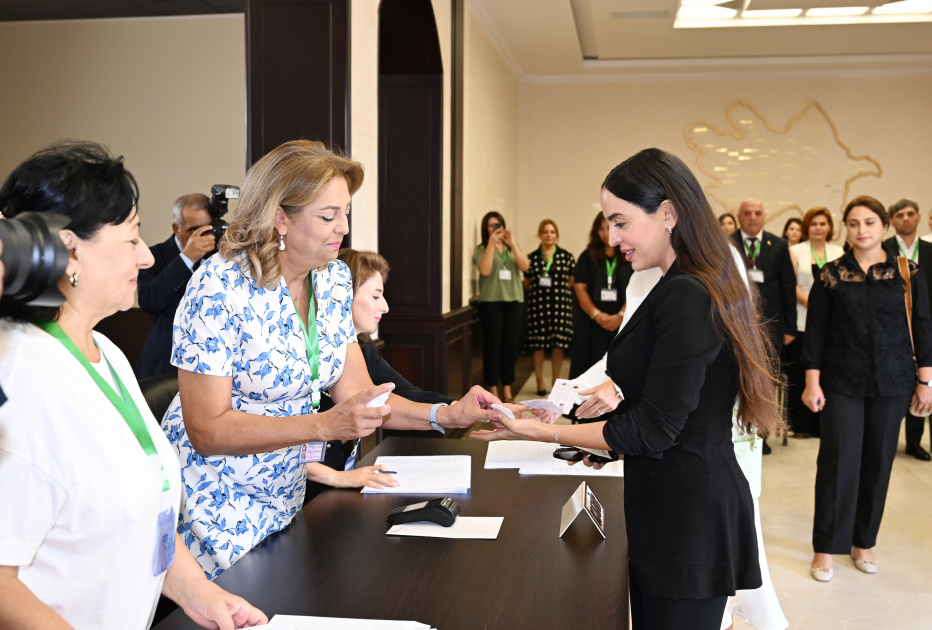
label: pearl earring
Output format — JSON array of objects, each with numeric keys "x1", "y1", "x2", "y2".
[
  {"x1": 279, "y1": 233, "x2": 286, "y2": 251},
  {"x1": 666, "y1": 226, "x2": 673, "y2": 234}
]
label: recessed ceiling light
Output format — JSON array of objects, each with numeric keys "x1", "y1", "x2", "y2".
[
  {"x1": 805, "y1": 6, "x2": 869, "y2": 16},
  {"x1": 680, "y1": 0, "x2": 731, "y2": 5},
  {"x1": 742, "y1": 9, "x2": 804, "y2": 18},
  {"x1": 678, "y1": 6, "x2": 739, "y2": 19},
  {"x1": 872, "y1": 0, "x2": 932, "y2": 14}
]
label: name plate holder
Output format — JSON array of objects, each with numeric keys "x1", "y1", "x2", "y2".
[{"x1": 558, "y1": 481, "x2": 605, "y2": 539}]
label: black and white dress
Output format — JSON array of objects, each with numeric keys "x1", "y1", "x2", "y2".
[{"x1": 523, "y1": 246, "x2": 575, "y2": 351}]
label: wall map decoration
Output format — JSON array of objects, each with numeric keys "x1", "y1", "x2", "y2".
[{"x1": 685, "y1": 100, "x2": 882, "y2": 226}]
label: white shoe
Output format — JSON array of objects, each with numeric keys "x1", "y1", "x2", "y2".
[
  {"x1": 811, "y1": 566, "x2": 834, "y2": 582},
  {"x1": 852, "y1": 556, "x2": 878, "y2": 574}
]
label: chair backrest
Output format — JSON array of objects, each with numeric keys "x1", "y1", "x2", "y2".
[{"x1": 137, "y1": 373, "x2": 179, "y2": 425}]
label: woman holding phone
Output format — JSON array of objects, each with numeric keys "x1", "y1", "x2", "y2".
[
  {"x1": 474, "y1": 212, "x2": 529, "y2": 402},
  {"x1": 473, "y1": 148, "x2": 782, "y2": 630}
]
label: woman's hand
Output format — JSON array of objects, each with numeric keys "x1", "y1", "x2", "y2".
[
  {"x1": 469, "y1": 416, "x2": 549, "y2": 442},
  {"x1": 325, "y1": 384, "x2": 394, "y2": 440},
  {"x1": 599, "y1": 313, "x2": 622, "y2": 332},
  {"x1": 575, "y1": 380, "x2": 622, "y2": 419},
  {"x1": 489, "y1": 229, "x2": 505, "y2": 247},
  {"x1": 328, "y1": 465, "x2": 399, "y2": 490},
  {"x1": 802, "y1": 383, "x2": 825, "y2": 413},
  {"x1": 177, "y1": 578, "x2": 267, "y2": 630},
  {"x1": 501, "y1": 229, "x2": 515, "y2": 248},
  {"x1": 440, "y1": 386, "x2": 505, "y2": 428},
  {"x1": 499, "y1": 403, "x2": 559, "y2": 426},
  {"x1": 912, "y1": 384, "x2": 932, "y2": 417}
]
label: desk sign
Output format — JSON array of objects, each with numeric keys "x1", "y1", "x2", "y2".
[{"x1": 558, "y1": 481, "x2": 606, "y2": 539}]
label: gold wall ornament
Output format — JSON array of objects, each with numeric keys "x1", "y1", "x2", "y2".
[{"x1": 684, "y1": 100, "x2": 882, "y2": 232}]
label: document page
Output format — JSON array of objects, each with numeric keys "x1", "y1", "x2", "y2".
[
  {"x1": 484, "y1": 441, "x2": 562, "y2": 469},
  {"x1": 261, "y1": 616, "x2": 433, "y2": 630},
  {"x1": 519, "y1": 460, "x2": 624, "y2": 477},
  {"x1": 360, "y1": 455, "x2": 471, "y2": 494},
  {"x1": 386, "y1": 516, "x2": 504, "y2": 539}
]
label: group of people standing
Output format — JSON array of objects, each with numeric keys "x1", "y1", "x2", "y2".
[{"x1": 473, "y1": 211, "x2": 633, "y2": 402}]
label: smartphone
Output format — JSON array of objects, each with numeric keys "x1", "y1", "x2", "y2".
[{"x1": 553, "y1": 446, "x2": 619, "y2": 465}]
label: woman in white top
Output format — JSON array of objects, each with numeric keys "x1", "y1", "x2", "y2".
[
  {"x1": 787, "y1": 208, "x2": 844, "y2": 438},
  {"x1": 0, "y1": 142, "x2": 265, "y2": 629}
]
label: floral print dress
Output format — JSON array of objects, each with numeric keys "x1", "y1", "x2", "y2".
[{"x1": 162, "y1": 253, "x2": 356, "y2": 579}]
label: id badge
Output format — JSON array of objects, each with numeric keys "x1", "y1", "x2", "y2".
[
  {"x1": 749, "y1": 269, "x2": 765, "y2": 283},
  {"x1": 153, "y1": 508, "x2": 176, "y2": 576},
  {"x1": 539, "y1": 276, "x2": 552, "y2": 287},
  {"x1": 498, "y1": 269, "x2": 513, "y2": 281},
  {"x1": 600, "y1": 289, "x2": 618, "y2": 302},
  {"x1": 299, "y1": 441, "x2": 326, "y2": 464}
]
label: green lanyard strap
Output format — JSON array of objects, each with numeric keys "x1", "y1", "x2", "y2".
[
  {"x1": 499, "y1": 247, "x2": 509, "y2": 265},
  {"x1": 743, "y1": 238, "x2": 761, "y2": 264},
  {"x1": 287, "y1": 279, "x2": 321, "y2": 409},
  {"x1": 542, "y1": 248, "x2": 555, "y2": 276},
  {"x1": 810, "y1": 244, "x2": 827, "y2": 269},
  {"x1": 898, "y1": 240, "x2": 918, "y2": 263},
  {"x1": 605, "y1": 256, "x2": 617, "y2": 289},
  {"x1": 37, "y1": 321, "x2": 169, "y2": 492}
]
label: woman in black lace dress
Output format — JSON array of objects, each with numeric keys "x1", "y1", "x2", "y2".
[
  {"x1": 523, "y1": 220, "x2": 575, "y2": 395},
  {"x1": 802, "y1": 196, "x2": 932, "y2": 582}
]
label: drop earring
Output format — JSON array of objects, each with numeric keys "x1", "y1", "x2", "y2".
[
  {"x1": 666, "y1": 226, "x2": 673, "y2": 235},
  {"x1": 69, "y1": 273, "x2": 79, "y2": 287},
  {"x1": 279, "y1": 233, "x2": 286, "y2": 251}
]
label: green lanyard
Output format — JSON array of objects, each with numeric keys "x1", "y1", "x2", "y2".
[
  {"x1": 606, "y1": 256, "x2": 617, "y2": 289},
  {"x1": 743, "y1": 238, "x2": 761, "y2": 264},
  {"x1": 287, "y1": 280, "x2": 321, "y2": 409},
  {"x1": 499, "y1": 247, "x2": 509, "y2": 265},
  {"x1": 810, "y1": 244, "x2": 827, "y2": 269},
  {"x1": 37, "y1": 321, "x2": 169, "y2": 492},
  {"x1": 898, "y1": 240, "x2": 919, "y2": 263},
  {"x1": 542, "y1": 248, "x2": 555, "y2": 276}
]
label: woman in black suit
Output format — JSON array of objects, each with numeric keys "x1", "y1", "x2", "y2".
[{"x1": 473, "y1": 148, "x2": 783, "y2": 630}]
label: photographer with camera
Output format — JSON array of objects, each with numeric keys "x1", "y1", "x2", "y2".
[
  {"x1": 136, "y1": 193, "x2": 215, "y2": 378},
  {"x1": 0, "y1": 141, "x2": 266, "y2": 630}
]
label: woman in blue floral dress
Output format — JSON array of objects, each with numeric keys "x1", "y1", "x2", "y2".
[{"x1": 162, "y1": 140, "x2": 505, "y2": 578}]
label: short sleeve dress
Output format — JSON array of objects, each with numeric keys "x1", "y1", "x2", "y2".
[
  {"x1": 162, "y1": 253, "x2": 357, "y2": 579},
  {"x1": 523, "y1": 246, "x2": 575, "y2": 350}
]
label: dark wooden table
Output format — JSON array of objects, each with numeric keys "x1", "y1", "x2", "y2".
[{"x1": 156, "y1": 438, "x2": 628, "y2": 629}]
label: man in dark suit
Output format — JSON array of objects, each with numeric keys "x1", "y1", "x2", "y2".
[
  {"x1": 732, "y1": 198, "x2": 798, "y2": 454},
  {"x1": 135, "y1": 193, "x2": 215, "y2": 379},
  {"x1": 886, "y1": 198, "x2": 932, "y2": 461}
]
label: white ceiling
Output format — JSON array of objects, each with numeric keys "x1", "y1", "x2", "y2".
[{"x1": 471, "y1": 0, "x2": 932, "y2": 80}]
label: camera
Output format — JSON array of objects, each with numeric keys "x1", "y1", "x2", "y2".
[
  {"x1": 206, "y1": 184, "x2": 239, "y2": 243},
  {"x1": 0, "y1": 212, "x2": 70, "y2": 306}
]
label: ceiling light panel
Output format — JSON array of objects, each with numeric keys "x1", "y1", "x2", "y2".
[
  {"x1": 872, "y1": 0, "x2": 932, "y2": 13},
  {"x1": 743, "y1": 9, "x2": 805, "y2": 17},
  {"x1": 805, "y1": 6, "x2": 869, "y2": 15},
  {"x1": 674, "y1": 0, "x2": 932, "y2": 26}
]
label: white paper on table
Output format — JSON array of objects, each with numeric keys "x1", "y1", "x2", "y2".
[
  {"x1": 386, "y1": 516, "x2": 503, "y2": 539},
  {"x1": 484, "y1": 441, "x2": 565, "y2": 469},
  {"x1": 519, "y1": 460, "x2": 623, "y2": 477},
  {"x1": 261, "y1": 615, "x2": 433, "y2": 630},
  {"x1": 360, "y1": 455, "x2": 471, "y2": 494}
]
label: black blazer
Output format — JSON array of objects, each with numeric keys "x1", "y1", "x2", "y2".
[
  {"x1": 135, "y1": 236, "x2": 195, "y2": 379},
  {"x1": 601, "y1": 263, "x2": 761, "y2": 600},
  {"x1": 731, "y1": 230, "x2": 797, "y2": 339},
  {"x1": 884, "y1": 235, "x2": 932, "y2": 299}
]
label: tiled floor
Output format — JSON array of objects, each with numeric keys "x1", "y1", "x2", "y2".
[{"x1": 513, "y1": 361, "x2": 932, "y2": 628}]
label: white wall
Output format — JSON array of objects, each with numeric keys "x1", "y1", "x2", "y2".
[
  {"x1": 516, "y1": 75, "x2": 932, "y2": 261},
  {"x1": 0, "y1": 15, "x2": 247, "y2": 249},
  {"x1": 462, "y1": 1, "x2": 520, "y2": 305},
  {"x1": 349, "y1": 0, "x2": 380, "y2": 255}
]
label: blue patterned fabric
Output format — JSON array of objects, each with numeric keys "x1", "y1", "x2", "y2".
[{"x1": 162, "y1": 253, "x2": 356, "y2": 579}]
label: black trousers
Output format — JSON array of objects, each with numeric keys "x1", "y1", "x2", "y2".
[
  {"x1": 630, "y1": 581, "x2": 727, "y2": 630},
  {"x1": 785, "y1": 332, "x2": 819, "y2": 435},
  {"x1": 813, "y1": 391, "x2": 911, "y2": 553},
  {"x1": 905, "y1": 412, "x2": 930, "y2": 449},
  {"x1": 477, "y1": 301, "x2": 523, "y2": 387}
]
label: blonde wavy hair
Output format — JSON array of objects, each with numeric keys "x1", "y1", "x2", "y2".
[{"x1": 220, "y1": 140, "x2": 364, "y2": 288}]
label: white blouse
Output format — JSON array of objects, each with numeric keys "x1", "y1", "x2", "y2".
[
  {"x1": 791, "y1": 241, "x2": 845, "y2": 332},
  {"x1": 0, "y1": 322, "x2": 182, "y2": 630}
]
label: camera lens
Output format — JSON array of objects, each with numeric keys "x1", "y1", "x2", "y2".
[{"x1": 0, "y1": 212, "x2": 70, "y2": 306}]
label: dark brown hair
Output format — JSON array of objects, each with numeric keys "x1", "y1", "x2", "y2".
[
  {"x1": 781, "y1": 217, "x2": 803, "y2": 242},
  {"x1": 480, "y1": 211, "x2": 507, "y2": 248},
  {"x1": 601, "y1": 148, "x2": 782, "y2": 437},
  {"x1": 842, "y1": 196, "x2": 889, "y2": 252},
  {"x1": 587, "y1": 212, "x2": 613, "y2": 265},
  {"x1": 801, "y1": 207, "x2": 835, "y2": 242},
  {"x1": 337, "y1": 249, "x2": 390, "y2": 347}
]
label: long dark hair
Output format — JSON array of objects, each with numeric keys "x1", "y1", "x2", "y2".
[
  {"x1": 0, "y1": 141, "x2": 139, "y2": 323},
  {"x1": 601, "y1": 148, "x2": 782, "y2": 436},
  {"x1": 586, "y1": 212, "x2": 613, "y2": 265},
  {"x1": 480, "y1": 211, "x2": 508, "y2": 249}
]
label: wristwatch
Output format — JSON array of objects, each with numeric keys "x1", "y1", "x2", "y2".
[{"x1": 430, "y1": 403, "x2": 448, "y2": 434}]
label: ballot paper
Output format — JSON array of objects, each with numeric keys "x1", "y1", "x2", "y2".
[
  {"x1": 484, "y1": 440, "x2": 564, "y2": 469},
  {"x1": 386, "y1": 516, "x2": 504, "y2": 539},
  {"x1": 360, "y1": 455, "x2": 471, "y2": 494},
  {"x1": 519, "y1": 460, "x2": 624, "y2": 477},
  {"x1": 251, "y1": 616, "x2": 434, "y2": 630},
  {"x1": 520, "y1": 378, "x2": 579, "y2": 414}
]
